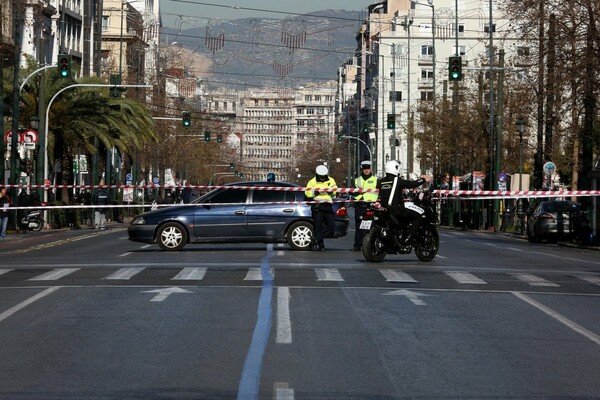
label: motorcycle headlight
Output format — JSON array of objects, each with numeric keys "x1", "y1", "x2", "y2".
[{"x1": 132, "y1": 216, "x2": 146, "y2": 225}]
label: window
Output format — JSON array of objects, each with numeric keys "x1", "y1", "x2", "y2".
[
  {"x1": 389, "y1": 91, "x2": 402, "y2": 102},
  {"x1": 517, "y1": 46, "x2": 530, "y2": 57},
  {"x1": 307, "y1": 108, "x2": 315, "y2": 115},
  {"x1": 421, "y1": 69, "x2": 434, "y2": 79},
  {"x1": 314, "y1": 95, "x2": 321, "y2": 101},
  {"x1": 297, "y1": 108, "x2": 304, "y2": 114},
  {"x1": 452, "y1": 46, "x2": 466, "y2": 56},
  {"x1": 207, "y1": 189, "x2": 247, "y2": 204},
  {"x1": 305, "y1": 95, "x2": 312, "y2": 101},
  {"x1": 421, "y1": 45, "x2": 434, "y2": 56},
  {"x1": 452, "y1": 23, "x2": 465, "y2": 36},
  {"x1": 265, "y1": 99, "x2": 269, "y2": 106},
  {"x1": 102, "y1": 16, "x2": 109, "y2": 31},
  {"x1": 484, "y1": 23, "x2": 496, "y2": 33},
  {"x1": 420, "y1": 91, "x2": 433, "y2": 101},
  {"x1": 254, "y1": 99, "x2": 259, "y2": 106},
  {"x1": 252, "y1": 190, "x2": 294, "y2": 204}
]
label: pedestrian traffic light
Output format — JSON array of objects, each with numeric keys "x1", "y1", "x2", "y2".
[
  {"x1": 204, "y1": 130, "x2": 211, "y2": 141},
  {"x1": 25, "y1": 158, "x2": 33, "y2": 174},
  {"x1": 229, "y1": 162, "x2": 235, "y2": 170},
  {"x1": 387, "y1": 114, "x2": 396, "y2": 129},
  {"x1": 110, "y1": 74, "x2": 122, "y2": 97},
  {"x1": 182, "y1": 111, "x2": 192, "y2": 127},
  {"x1": 449, "y1": 56, "x2": 462, "y2": 81},
  {"x1": 57, "y1": 54, "x2": 72, "y2": 79},
  {"x1": 216, "y1": 133, "x2": 223, "y2": 143}
]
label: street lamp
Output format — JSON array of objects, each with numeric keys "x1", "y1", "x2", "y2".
[{"x1": 515, "y1": 117, "x2": 526, "y2": 233}]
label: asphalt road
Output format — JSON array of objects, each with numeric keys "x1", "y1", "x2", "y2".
[{"x1": 1, "y1": 223, "x2": 599, "y2": 399}]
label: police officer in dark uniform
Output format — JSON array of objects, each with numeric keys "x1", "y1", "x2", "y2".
[{"x1": 378, "y1": 160, "x2": 426, "y2": 244}]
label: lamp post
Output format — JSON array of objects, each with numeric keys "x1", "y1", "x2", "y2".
[{"x1": 516, "y1": 117, "x2": 526, "y2": 233}]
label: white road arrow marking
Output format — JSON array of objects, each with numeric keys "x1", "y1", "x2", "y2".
[
  {"x1": 384, "y1": 289, "x2": 432, "y2": 305},
  {"x1": 142, "y1": 287, "x2": 192, "y2": 302}
]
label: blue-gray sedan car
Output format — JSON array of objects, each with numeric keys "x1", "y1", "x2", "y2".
[{"x1": 128, "y1": 181, "x2": 349, "y2": 251}]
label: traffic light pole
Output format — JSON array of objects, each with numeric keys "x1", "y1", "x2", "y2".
[
  {"x1": 43, "y1": 83, "x2": 152, "y2": 202},
  {"x1": 342, "y1": 135, "x2": 372, "y2": 166}
]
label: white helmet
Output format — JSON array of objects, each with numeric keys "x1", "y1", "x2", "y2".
[
  {"x1": 316, "y1": 165, "x2": 329, "y2": 176},
  {"x1": 384, "y1": 160, "x2": 401, "y2": 176}
]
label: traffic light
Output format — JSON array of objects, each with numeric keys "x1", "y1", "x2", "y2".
[
  {"x1": 216, "y1": 133, "x2": 223, "y2": 143},
  {"x1": 182, "y1": 111, "x2": 192, "y2": 127},
  {"x1": 387, "y1": 114, "x2": 396, "y2": 129},
  {"x1": 110, "y1": 74, "x2": 122, "y2": 97},
  {"x1": 229, "y1": 162, "x2": 235, "y2": 170},
  {"x1": 337, "y1": 134, "x2": 344, "y2": 141},
  {"x1": 362, "y1": 124, "x2": 369, "y2": 134},
  {"x1": 449, "y1": 56, "x2": 462, "y2": 81},
  {"x1": 204, "y1": 130, "x2": 211, "y2": 141},
  {"x1": 58, "y1": 54, "x2": 72, "y2": 79}
]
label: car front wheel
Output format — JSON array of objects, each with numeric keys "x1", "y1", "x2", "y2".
[
  {"x1": 286, "y1": 221, "x2": 314, "y2": 251},
  {"x1": 157, "y1": 222, "x2": 188, "y2": 251}
]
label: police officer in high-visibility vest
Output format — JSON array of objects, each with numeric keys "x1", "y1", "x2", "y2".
[
  {"x1": 305, "y1": 165, "x2": 337, "y2": 251},
  {"x1": 352, "y1": 160, "x2": 378, "y2": 251}
]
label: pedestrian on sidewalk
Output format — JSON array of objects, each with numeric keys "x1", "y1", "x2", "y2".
[
  {"x1": 0, "y1": 187, "x2": 12, "y2": 239},
  {"x1": 93, "y1": 185, "x2": 109, "y2": 229}
]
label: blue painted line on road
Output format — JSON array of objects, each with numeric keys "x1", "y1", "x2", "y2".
[{"x1": 237, "y1": 244, "x2": 274, "y2": 400}]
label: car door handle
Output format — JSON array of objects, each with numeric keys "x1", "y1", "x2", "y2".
[
  {"x1": 282, "y1": 208, "x2": 294, "y2": 213},
  {"x1": 235, "y1": 210, "x2": 246, "y2": 215}
]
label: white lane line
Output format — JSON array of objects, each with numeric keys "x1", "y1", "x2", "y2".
[
  {"x1": 379, "y1": 269, "x2": 418, "y2": 283},
  {"x1": 513, "y1": 292, "x2": 600, "y2": 347},
  {"x1": 275, "y1": 388, "x2": 294, "y2": 400},
  {"x1": 435, "y1": 254, "x2": 447, "y2": 259},
  {"x1": 277, "y1": 287, "x2": 292, "y2": 344},
  {"x1": 103, "y1": 267, "x2": 145, "y2": 280},
  {"x1": 141, "y1": 244, "x2": 152, "y2": 249},
  {"x1": 172, "y1": 267, "x2": 207, "y2": 281},
  {"x1": 28, "y1": 268, "x2": 81, "y2": 281},
  {"x1": 512, "y1": 273, "x2": 559, "y2": 287},
  {"x1": 315, "y1": 268, "x2": 344, "y2": 281},
  {"x1": 119, "y1": 252, "x2": 131, "y2": 257},
  {"x1": 0, "y1": 287, "x2": 61, "y2": 323},
  {"x1": 575, "y1": 275, "x2": 600, "y2": 286},
  {"x1": 0, "y1": 269, "x2": 13, "y2": 277},
  {"x1": 244, "y1": 267, "x2": 274, "y2": 281},
  {"x1": 445, "y1": 271, "x2": 487, "y2": 285}
]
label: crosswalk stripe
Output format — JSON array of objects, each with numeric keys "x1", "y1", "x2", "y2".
[
  {"x1": 171, "y1": 267, "x2": 207, "y2": 281},
  {"x1": 0, "y1": 269, "x2": 13, "y2": 277},
  {"x1": 379, "y1": 269, "x2": 418, "y2": 283},
  {"x1": 315, "y1": 268, "x2": 344, "y2": 281},
  {"x1": 28, "y1": 268, "x2": 81, "y2": 281},
  {"x1": 103, "y1": 267, "x2": 145, "y2": 280},
  {"x1": 244, "y1": 268, "x2": 274, "y2": 281},
  {"x1": 575, "y1": 275, "x2": 600, "y2": 286},
  {"x1": 512, "y1": 273, "x2": 559, "y2": 287},
  {"x1": 445, "y1": 271, "x2": 487, "y2": 285}
]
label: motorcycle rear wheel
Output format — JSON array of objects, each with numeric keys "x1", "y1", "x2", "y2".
[
  {"x1": 414, "y1": 225, "x2": 439, "y2": 262},
  {"x1": 362, "y1": 227, "x2": 387, "y2": 263},
  {"x1": 30, "y1": 218, "x2": 43, "y2": 232}
]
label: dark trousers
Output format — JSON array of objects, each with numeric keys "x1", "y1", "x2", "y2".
[
  {"x1": 354, "y1": 203, "x2": 368, "y2": 247},
  {"x1": 312, "y1": 204, "x2": 335, "y2": 246},
  {"x1": 389, "y1": 205, "x2": 421, "y2": 240}
]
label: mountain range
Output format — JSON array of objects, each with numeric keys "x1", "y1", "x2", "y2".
[{"x1": 160, "y1": 9, "x2": 363, "y2": 89}]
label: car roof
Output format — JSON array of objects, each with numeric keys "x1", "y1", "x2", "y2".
[{"x1": 224, "y1": 181, "x2": 300, "y2": 188}]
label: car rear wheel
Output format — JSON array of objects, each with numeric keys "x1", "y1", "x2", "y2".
[
  {"x1": 286, "y1": 221, "x2": 314, "y2": 251},
  {"x1": 157, "y1": 222, "x2": 188, "y2": 251}
]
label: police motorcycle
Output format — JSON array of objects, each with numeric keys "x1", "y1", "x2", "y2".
[
  {"x1": 20, "y1": 209, "x2": 44, "y2": 232},
  {"x1": 360, "y1": 183, "x2": 439, "y2": 262}
]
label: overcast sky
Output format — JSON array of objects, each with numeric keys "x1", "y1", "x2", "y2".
[{"x1": 160, "y1": 0, "x2": 368, "y2": 28}]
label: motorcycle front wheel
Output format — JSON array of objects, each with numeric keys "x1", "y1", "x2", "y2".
[
  {"x1": 30, "y1": 218, "x2": 44, "y2": 232},
  {"x1": 362, "y1": 227, "x2": 387, "y2": 263},
  {"x1": 414, "y1": 225, "x2": 439, "y2": 262}
]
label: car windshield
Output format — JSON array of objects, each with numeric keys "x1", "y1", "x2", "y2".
[{"x1": 544, "y1": 201, "x2": 579, "y2": 213}]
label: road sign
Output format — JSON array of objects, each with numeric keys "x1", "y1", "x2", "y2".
[
  {"x1": 543, "y1": 162, "x2": 556, "y2": 175},
  {"x1": 498, "y1": 171, "x2": 508, "y2": 183},
  {"x1": 22, "y1": 129, "x2": 38, "y2": 149}
]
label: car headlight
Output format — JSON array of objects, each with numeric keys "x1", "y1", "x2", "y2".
[{"x1": 132, "y1": 216, "x2": 146, "y2": 225}]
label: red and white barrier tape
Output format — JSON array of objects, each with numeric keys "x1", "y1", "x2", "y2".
[{"x1": 2, "y1": 183, "x2": 600, "y2": 198}]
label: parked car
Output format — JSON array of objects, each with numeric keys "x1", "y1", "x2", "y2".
[
  {"x1": 128, "y1": 181, "x2": 349, "y2": 251},
  {"x1": 526, "y1": 200, "x2": 584, "y2": 243}
]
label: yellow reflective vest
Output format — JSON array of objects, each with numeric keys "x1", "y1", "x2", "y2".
[
  {"x1": 354, "y1": 175, "x2": 378, "y2": 202},
  {"x1": 305, "y1": 176, "x2": 338, "y2": 203}
]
